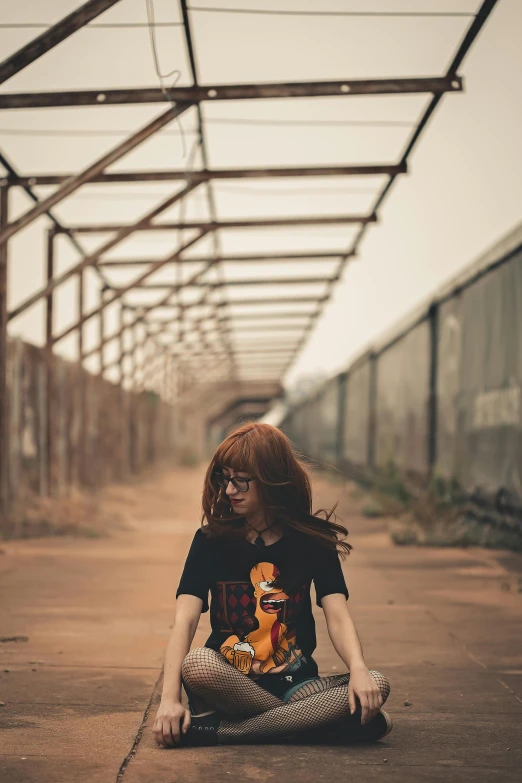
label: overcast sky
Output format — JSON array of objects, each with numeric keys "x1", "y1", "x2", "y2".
[{"x1": 1, "y1": 0, "x2": 521, "y2": 390}]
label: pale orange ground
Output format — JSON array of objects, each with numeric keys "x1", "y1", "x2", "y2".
[{"x1": 1, "y1": 466, "x2": 522, "y2": 783}]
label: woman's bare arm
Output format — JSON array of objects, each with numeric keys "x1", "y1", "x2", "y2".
[
  {"x1": 321, "y1": 593, "x2": 383, "y2": 724},
  {"x1": 321, "y1": 593, "x2": 365, "y2": 669},
  {"x1": 154, "y1": 594, "x2": 203, "y2": 747},
  {"x1": 160, "y1": 594, "x2": 203, "y2": 703}
]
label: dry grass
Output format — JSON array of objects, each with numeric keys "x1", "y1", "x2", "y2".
[{"x1": 1, "y1": 492, "x2": 129, "y2": 540}]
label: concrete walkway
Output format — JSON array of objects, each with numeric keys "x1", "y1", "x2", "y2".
[{"x1": 1, "y1": 468, "x2": 521, "y2": 782}]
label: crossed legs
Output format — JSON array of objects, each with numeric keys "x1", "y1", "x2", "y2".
[{"x1": 181, "y1": 647, "x2": 390, "y2": 744}]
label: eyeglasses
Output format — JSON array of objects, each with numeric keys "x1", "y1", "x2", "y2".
[{"x1": 214, "y1": 471, "x2": 255, "y2": 493}]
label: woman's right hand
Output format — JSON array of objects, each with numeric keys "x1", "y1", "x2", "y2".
[{"x1": 153, "y1": 699, "x2": 191, "y2": 748}]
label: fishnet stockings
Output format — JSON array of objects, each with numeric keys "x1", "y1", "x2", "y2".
[
  {"x1": 287, "y1": 671, "x2": 390, "y2": 703},
  {"x1": 181, "y1": 647, "x2": 390, "y2": 744},
  {"x1": 181, "y1": 647, "x2": 284, "y2": 717}
]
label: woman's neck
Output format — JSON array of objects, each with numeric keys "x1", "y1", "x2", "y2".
[{"x1": 243, "y1": 512, "x2": 283, "y2": 545}]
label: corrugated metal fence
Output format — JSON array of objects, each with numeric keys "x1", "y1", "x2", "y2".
[{"x1": 282, "y1": 228, "x2": 522, "y2": 526}]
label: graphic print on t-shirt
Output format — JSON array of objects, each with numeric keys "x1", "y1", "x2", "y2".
[{"x1": 219, "y1": 562, "x2": 308, "y2": 675}]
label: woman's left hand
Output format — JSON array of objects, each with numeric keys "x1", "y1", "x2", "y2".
[{"x1": 347, "y1": 664, "x2": 383, "y2": 725}]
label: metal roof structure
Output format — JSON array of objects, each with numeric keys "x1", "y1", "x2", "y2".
[{"x1": 0, "y1": 0, "x2": 498, "y2": 458}]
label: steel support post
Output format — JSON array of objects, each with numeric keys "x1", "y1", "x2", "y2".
[
  {"x1": 138, "y1": 324, "x2": 149, "y2": 393},
  {"x1": 45, "y1": 229, "x2": 55, "y2": 497},
  {"x1": 78, "y1": 269, "x2": 85, "y2": 363},
  {"x1": 169, "y1": 352, "x2": 178, "y2": 406},
  {"x1": 367, "y1": 353, "x2": 378, "y2": 470},
  {"x1": 128, "y1": 321, "x2": 138, "y2": 474},
  {"x1": 118, "y1": 303, "x2": 126, "y2": 387},
  {"x1": 77, "y1": 268, "x2": 86, "y2": 486},
  {"x1": 99, "y1": 286, "x2": 108, "y2": 377},
  {"x1": 0, "y1": 186, "x2": 9, "y2": 518},
  {"x1": 118, "y1": 303, "x2": 127, "y2": 479},
  {"x1": 129, "y1": 321, "x2": 138, "y2": 391},
  {"x1": 160, "y1": 345, "x2": 169, "y2": 403},
  {"x1": 428, "y1": 303, "x2": 439, "y2": 475}
]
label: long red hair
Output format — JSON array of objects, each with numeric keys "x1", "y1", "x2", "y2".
[{"x1": 201, "y1": 421, "x2": 352, "y2": 558}]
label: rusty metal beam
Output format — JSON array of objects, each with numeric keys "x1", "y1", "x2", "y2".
[
  {"x1": 0, "y1": 77, "x2": 462, "y2": 109},
  {"x1": 133, "y1": 344, "x2": 296, "y2": 360},
  {"x1": 0, "y1": 0, "x2": 123, "y2": 87},
  {"x1": 172, "y1": 346, "x2": 293, "y2": 361},
  {"x1": 219, "y1": 311, "x2": 316, "y2": 322},
  {"x1": 125, "y1": 276, "x2": 333, "y2": 291},
  {"x1": 235, "y1": 360, "x2": 291, "y2": 368},
  {"x1": 227, "y1": 324, "x2": 308, "y2": 333},
  {"x1": 150, "y1": 320, "x2": 307, "y2": 332},
  {"x1": 97, "y1": 251, "x2": 348, "y2": 266},
  {"x1": 6, "y1": 163, "x2": 406, "y2": 187},
  {"x1": 124, "y1": 296, "x2": 325, "y2": 313},
  {"x1": 67, "y1": 214, "x2": 376, "y2": 233},
  {"x1": 146, "y1": 339, "x2": 299, "y2": 355},
  {"x1": 8, "y1": 181, "x2": 199, "y2": 322},
  {"x1": 7, "y1": 0, "x2": 486, "y2": 403},
  {"x1": 0, "y1": 102, "x2": 192, "y2": 244},
  {"x1": 236, "y1": 358, "x2": 291, "y2": 365},
  {"x1": 224, "y1": 296, "x2": 327, "y2": 308},
  {"x1": 233, "y1": 348, "x2": 298, "y2": 354},
  {"x1": 223, "y1": 310, "x2": 318, "y2": 321}
]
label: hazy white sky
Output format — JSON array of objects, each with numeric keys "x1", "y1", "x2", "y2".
[{"x1": 1, "y1": 0, "x2": 521, "y2": 390}]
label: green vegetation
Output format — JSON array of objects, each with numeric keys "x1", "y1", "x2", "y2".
[
  {"x1": 358, "y1": 463, "x2": 522, "y2": 553},
  {"x1": 390, "y1": 515, "x2": 522, "y2": 552}
]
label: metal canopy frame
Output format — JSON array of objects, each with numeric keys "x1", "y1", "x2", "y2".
[{"x1": 0, "y1": 0, "x2": 499, "y2": 513}]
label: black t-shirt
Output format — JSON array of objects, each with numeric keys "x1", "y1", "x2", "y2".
[{"x1": 176, "y1": 526, "x2": 349, "y2": 681}]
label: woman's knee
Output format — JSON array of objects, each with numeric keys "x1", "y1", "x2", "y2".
[
  {"x1": 369, "y1": 670, "x2": 391, "y2": 703},
  {"x1": 181, "y1": 646, "x2": 222, "y2": 684}
]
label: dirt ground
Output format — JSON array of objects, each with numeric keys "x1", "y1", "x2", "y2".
[{"x1": 1, "y1": 466, "x2": 522, "y2": 783}]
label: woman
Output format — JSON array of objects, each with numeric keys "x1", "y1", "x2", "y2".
[{"x1": 153, "y1": 422, "x2": 391, "y2": 747}]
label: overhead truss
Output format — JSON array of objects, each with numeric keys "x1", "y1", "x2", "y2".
[{"x1": 0, "y1": 0, "x2": 499, "y2": 514}]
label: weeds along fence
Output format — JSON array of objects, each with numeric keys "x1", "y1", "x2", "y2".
[
  {"x1": 282, "y1": 223, "x2": 522, "y2": 533},
  {"x1": 3, "y1": 338, "x2": 177, "y2": 521}
]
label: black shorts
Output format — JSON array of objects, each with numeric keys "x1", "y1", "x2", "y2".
[{"x1": 254, "y1": 671, "x2": 319, "y2": 702}]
